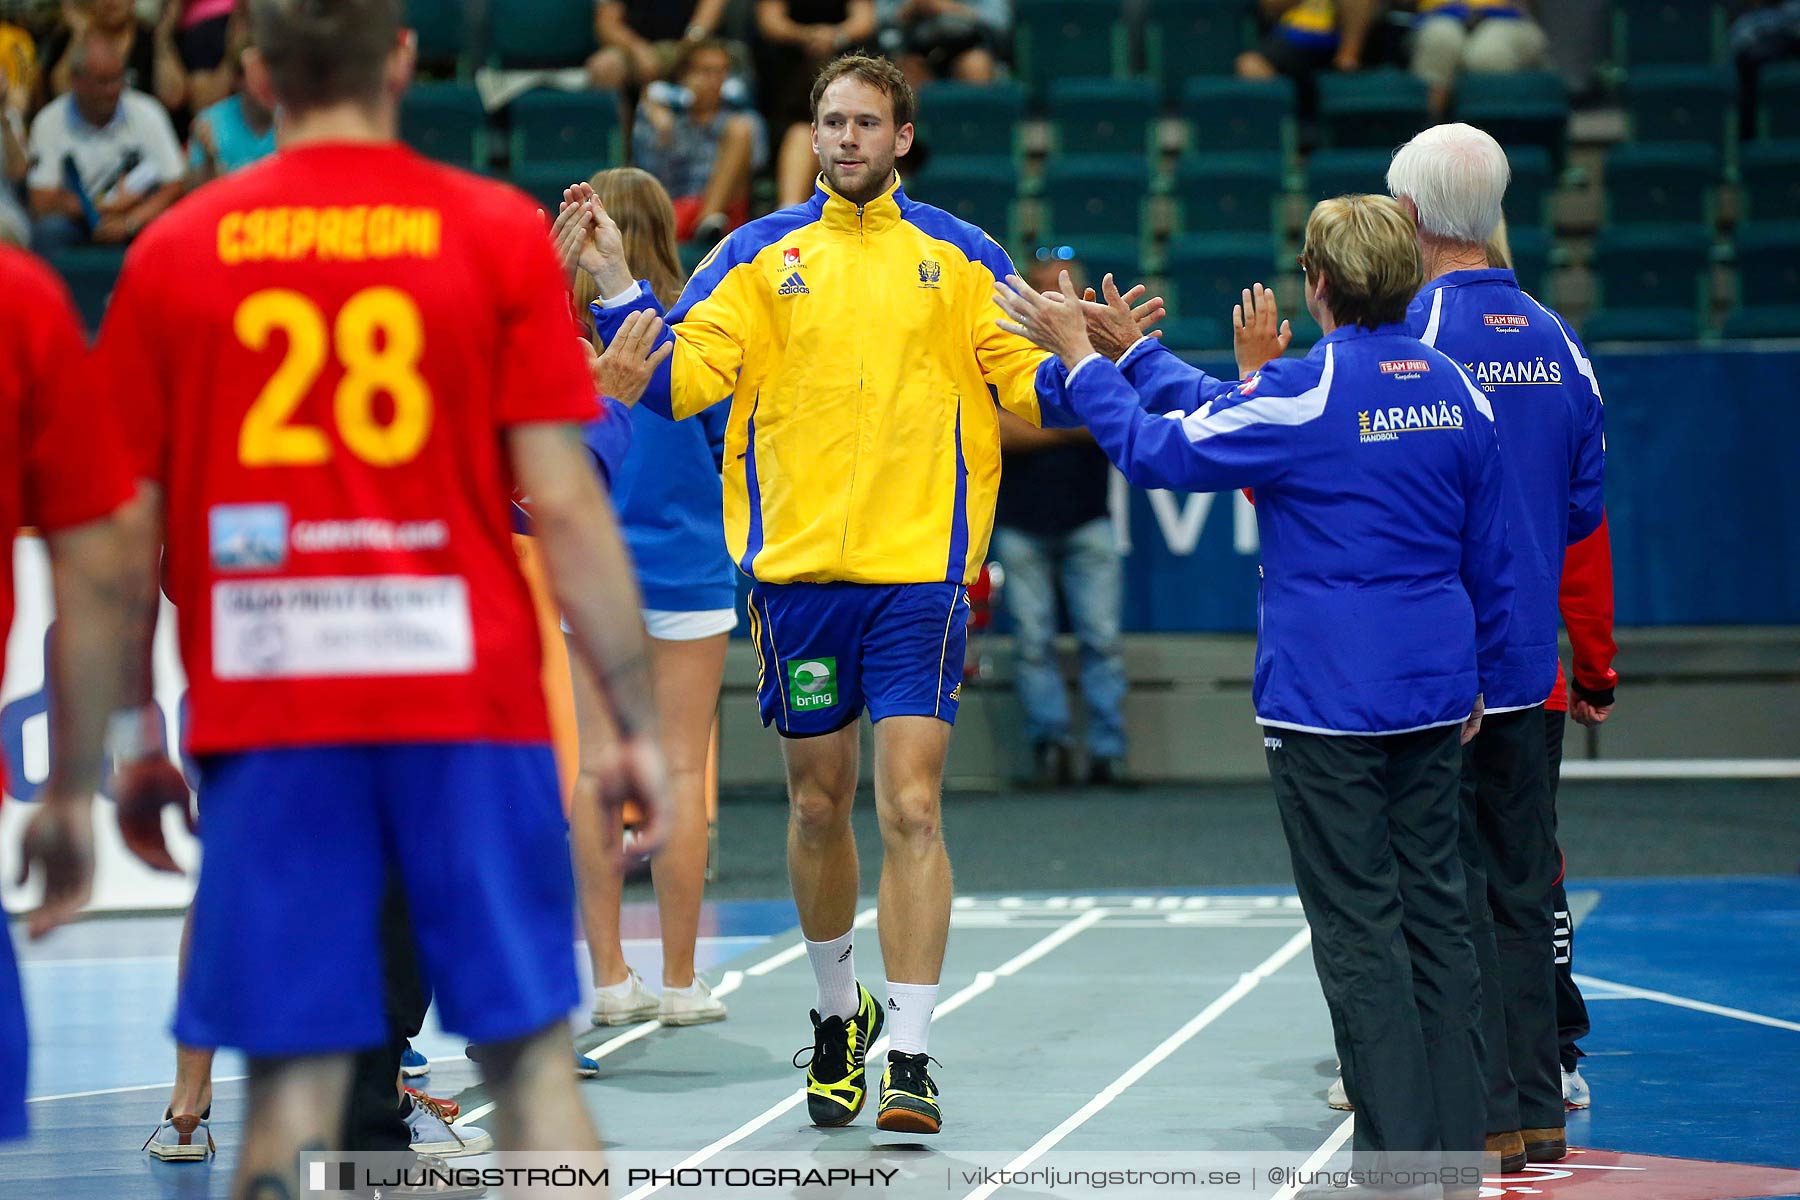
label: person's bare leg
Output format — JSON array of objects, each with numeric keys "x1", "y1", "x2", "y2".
[
  {"x1": 784, "y1": 723, "x2": 861, "y2": 942},
  {"x1": 777, "y1": 122, "x2": 820, "y2": 207},
  {"x1": 567, "y1": 642, "x2": 630, "y2": 988},
  {"x1": 645, "y1": 633, "x2": 728, "y2": 988},
  {"x1": 1236, "y1": 51, "x2": 1277, "y2": 79},
  {"x1": 951, "y1": 46, "x2": 996, "y2": 84},
  {"x1": 586, "y1": 46, "x2": 630, "y2": 90},
  {"x1": 871, "y1": 717, "x2": 953, "y2": 984},
  {"x1": 896, "y1": 52, "x2": 931, "y2": 89},
  {"x1": 696, "y1": 116, "x2": 756, "y2": 234},
  {"x1": 479, "y1": 1022, "x2": 604, "y2": 1172},
  {"x1": 232, "y1": 1055, "x2": 352, "y2": 1200},
  {"x1": 167, "y1": 908, "x2": 216, "y2": 1117}
]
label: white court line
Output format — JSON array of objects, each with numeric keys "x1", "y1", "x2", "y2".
[
  {"x1": 620, "y1": 908, "x2": 1109, "y2": 1200},
  {"x1": 1269, "y1": 1116, "x2": 1356, "y2": 1200},
  {"x1": 454, "y1": 910, "x2": 879, "y2": 1128},
  {"x1": 1572, "y1": 973, "x2": 1800, "y2": 1033},
  {"x1": 1560, "y1": 758, "x2": 1800, "y2": 779},
  {"x1": 959, "y1": 926, "x2": 1313, "y2": 1200},
  {"x1": 28, "y1": 1076, "x2": 247, "y2": 1104}
]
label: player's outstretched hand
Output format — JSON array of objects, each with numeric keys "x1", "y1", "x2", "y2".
[
  {"x1": 586, "y1": 193, "x2": 637, "y2": 298},
  {"x1": 1077, "y1": 273, "x2": 1166, "y2": 361},
  {"x1": 113, "y1": 755, "x2": 196, "y2": 875},
  {"x1": 589, "y1": 309, "x2": 673, "y2": 406},
  {"x1": 1233, "y1": 282, "x2": 1291, "y2": 379},
  {"x1": 550, "y1": 186, "x2": 604, "y2": 283},
  {"x1": 596, "y1": 732, "x2": 672, "y2": 867},
  {"x1": 995, "y1": 271, "x2": 1096, "y2": 368},
  {"x1": 16, "y1": 793, "x2": 94, "y2": 940}
]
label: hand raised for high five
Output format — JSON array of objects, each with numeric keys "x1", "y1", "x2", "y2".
[
  {"x1": 1233, "y1": 282, "x2": 1292, "y2": 379},
  {"x1": 549, "y1": 181, "x2": 635, "y2": 297},
  {"x1": 583, "y1": 309, "x2": 673, "y2": 407},
  {"x1": 994, "y1": 270, "x2": 1096, "y2": 368},
  {"x1": 1077, "y1": 273, "x2": 1167, "y2": 361}
]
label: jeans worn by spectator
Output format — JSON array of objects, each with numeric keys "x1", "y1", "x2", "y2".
[{"x1": 992, "y1": 518, "x2": 1128, "y2": 768}]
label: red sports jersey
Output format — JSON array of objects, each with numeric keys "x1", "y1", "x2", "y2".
[
  {"x1": 1547, "y1": 513, "x2": 1618, "y2": 713},
  {"x1": 91, "y1": 142, "x2": 598, "y2": 755},
  {"x1": 0, "y1": 246, "x2": 137, "y2": 796}
]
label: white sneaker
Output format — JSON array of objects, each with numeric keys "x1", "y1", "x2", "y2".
[
  {"x1": 144, "y1": 1108, "x2": 215, "y2": 1161},
  {"x1": 658, "y1": 977, "x2": 728, "y2": 1027},
  {"x1": 590, "y1": 969, "x2": 659, "y2": 1026},
  {"x1": 406, "y1": 1096, "x2": 493, "y2": 1157},
  {"x1": 1563, "y1": 1066, "x2": 1591, "y2": 1109},
  {"x1": 1327, "y1": 1073, "x2": 1354, "y2": 1111}
]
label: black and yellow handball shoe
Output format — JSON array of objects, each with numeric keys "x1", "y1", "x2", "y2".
[
  {"x1": 876, "y1": 1051, "x2": 941, "y2": 1135},
  {"x1": 795, "y1": 982, "x2": 884, "y2": 1127}
]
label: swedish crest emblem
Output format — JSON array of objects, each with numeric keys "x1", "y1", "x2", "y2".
[{"x1": 918, "y1": 259, "x2": 942, "y2": 287}]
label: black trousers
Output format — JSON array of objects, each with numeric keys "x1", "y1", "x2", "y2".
[
  {"x1": 1266, "y1": 726, "x2": 1484, "y2": 1157},
  {"x1": 342, "y1": 877, "x2": 432, "y2": 1153},
  {"x1": 1461, "y1": 705, "x2": 1564, "y2": 1134},
  {"x1": 1544, "y1": 708, "x2": 1591, "y2": 1073}
]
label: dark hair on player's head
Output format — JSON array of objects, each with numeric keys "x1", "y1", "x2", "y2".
[
  {"x1": 248, "y1": 0, "x2": 401, "y2": 112},
  {"x1": 809, "y1": 54, "x2": 915, "y2": 129}
]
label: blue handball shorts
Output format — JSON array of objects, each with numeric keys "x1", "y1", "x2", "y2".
[
  {"x1": 0, "y1": 916, "x2": 25, "y2": 1141},
  {"x1": 746, "y1": 581, "x2": 969, "y2": 738},
  {"x1": 174, "y1": 742, "x2": 577, "y2": 1058}
]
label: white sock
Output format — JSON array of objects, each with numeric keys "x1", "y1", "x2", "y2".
[
  {"x1": 597, "y1": 973, "x2": 639, "y2": 999},
  {"x1": 885, "y1": 981, "x2": 938, "y2": 1056},
  {"x1": 805, "y1": 930, "x2": 858, "y2": 1020}
]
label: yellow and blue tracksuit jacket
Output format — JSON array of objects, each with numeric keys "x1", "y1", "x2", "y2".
[
  {"x1": 1276, "y1": 0, "x2": 1339, "y2": 49},
  {"x1": 591, "y1": 173, "x2": 1049, "y2": 587},
  {"x1": 1415, "y1": 0, "x2": 1526, "y2": 21}
]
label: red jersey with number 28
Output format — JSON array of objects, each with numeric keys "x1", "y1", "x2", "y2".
[{"x1": 93, "y1": 142, "x2": 598, "y2": 755}]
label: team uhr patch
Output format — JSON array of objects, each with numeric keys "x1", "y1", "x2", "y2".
[
  {"x1": 1484, "y1": 313, "x2": 1529, "y2": 327},
  {"x1": 786, "y1": 657, "x2": 838, "y2": 710},
  {"x1": 211, "y1": 575, "x2": 474, "y2": 680},
  {"x1": 1379, "y1": 359, "x2": 1431, "y2": 375}
]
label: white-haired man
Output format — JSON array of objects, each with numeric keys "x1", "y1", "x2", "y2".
[{"x1": 1386, "y1": 122, "x2": 1607, "y2": 1172}]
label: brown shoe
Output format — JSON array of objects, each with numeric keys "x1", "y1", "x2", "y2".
[
  {"x1": 1486, "y1": 1130, "x2": 1526, "y2": 1173},
  {"x1": 1523, "y1": 1126, "x2": 1569, "y2": 1163}
]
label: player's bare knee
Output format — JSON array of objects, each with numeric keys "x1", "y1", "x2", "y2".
[
  {"x1": 878, "y1": 788, "x2": 942, "y2": 848},
  {"x1": 789, "y1": 786, "x2": 853, "y2": 842}
]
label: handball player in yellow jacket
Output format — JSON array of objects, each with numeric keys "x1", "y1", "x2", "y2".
[{"x1": 584, "y1": 53, "x2": 1051, "y2": 1135}]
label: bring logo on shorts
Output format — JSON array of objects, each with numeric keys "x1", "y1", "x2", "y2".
[{"x1": 787, "y1": 657, "x2": 838, "y2": 710}]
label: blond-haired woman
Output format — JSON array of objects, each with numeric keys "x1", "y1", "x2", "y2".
[
  {"x1": 557, "y1": 168, "x2": 735, "y2": 1027},
  {"x1": 997, "y1": 195, "x2": 1514, "y2": 1192}
]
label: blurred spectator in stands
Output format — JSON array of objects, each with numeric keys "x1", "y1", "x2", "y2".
[
  {"x1": 39, "y1": 0, "x2": 187, "y2": 118},
  {"x1": 876, "y1": 0, "x2": 1008, "y2": 88},
  {"x1": 27, "y1": 34, "x2": 182, "y2": 250},
  {"x1": 1, "y1": 18, "x2": 30, "y2": 245},
  {"x1": 1731, "y1": 1, "x2": 1800, "y2": 140},
  {"x1": 588, "y1": 0, "x2": 729, "y2": 91},
  {"x1": 173, "y1": 0, "x2": 246, "y2": 117},
  {"x1": 185, "y1": 25, "x2": 270, "y2": 187},
  {"x1": 633, "y1": 39, "x2": 764, "y2": 245},
  {"x1": 1405, "y1": 1, "x2": 1549, "y2": 119},
  {"x1": 993, "y1": 258, "x2": 1131, "y2": 789},
  {"x1": 755, "y1": 0, "x2": 877, "y2": 206},
  {"x1": 1238, "y1": 0, "x2": 1375, "y2": 113}
]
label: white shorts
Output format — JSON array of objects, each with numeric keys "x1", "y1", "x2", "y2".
[
  {"x1": 642, "y1": 607, "x2": 738, "y2": 642},
  {"x1": 561, "y1": 608, "x2": 738, "y2": 641}
]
